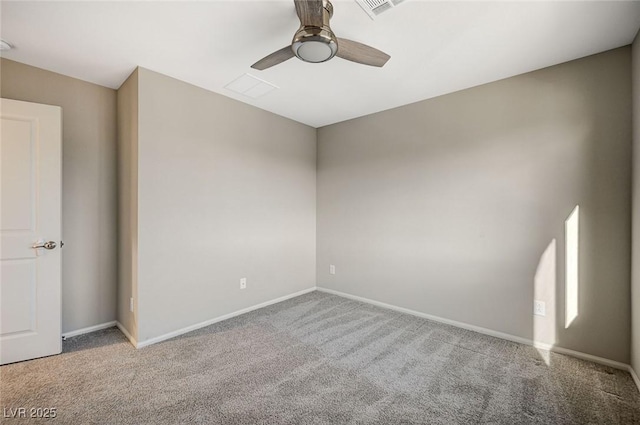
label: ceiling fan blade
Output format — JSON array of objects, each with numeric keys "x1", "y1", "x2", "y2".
[
  {"x1": 336, "y1": 38, "x2": 390, "y2": 68},
  {"x1": 294, "y1": 0, "x2": 324, "y2": 27},
  {"x1": 251, "y1": 46, "x2": 295, "y2": 70}
]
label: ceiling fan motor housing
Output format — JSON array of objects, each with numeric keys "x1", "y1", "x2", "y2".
[{"x1": 292, "y1": 0, "x2": 338, "y2": 63}]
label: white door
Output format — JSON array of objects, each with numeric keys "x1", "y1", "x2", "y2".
[{"x1": 0, "y1": 98, "x2": 62, "y2": 365}]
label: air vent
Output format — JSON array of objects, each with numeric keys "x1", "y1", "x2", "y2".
[
  {"x1": 355, "y1": 0, "x2": 406, "y2": 20},
  {"x1": 224, "y1": 73, "x2": 278, "y2": 99}
]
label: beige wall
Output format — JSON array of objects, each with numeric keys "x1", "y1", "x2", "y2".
[
  {"x1": 632, "y1": 35, "x2": 640, "y2": 373},
  {"x1": 132, "y1": 68, "x2": 316, "y2": 343},
  {"x1": 317, "y1": 47, "x2": 632, "y2": 363},
  {"x1": 1, "y1": 58, "x2": 117, "y2": 333},
  {"x1": 116, "y1": 69, "x2": 139, "y2": 341}
]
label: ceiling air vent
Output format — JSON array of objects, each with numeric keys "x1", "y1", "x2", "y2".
[
  {"x1": 355, "y1": 0, "x2": 406, "y2": 20},
  {"x1": 224, "y1": 73, "x2": 278, "y2": 99}
]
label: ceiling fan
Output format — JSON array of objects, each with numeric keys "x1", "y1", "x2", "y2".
[{"x1": 251, "y1": 0, "x2": 390, "y2": 70}]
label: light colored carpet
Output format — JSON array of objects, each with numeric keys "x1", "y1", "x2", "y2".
[{"x1": 1, "y1": 291, "x2": 639, "y2": 424}]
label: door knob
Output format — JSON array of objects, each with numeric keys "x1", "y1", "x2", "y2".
[{"x1": 32, "y1": 241, "x2": 57, "y2": 250}]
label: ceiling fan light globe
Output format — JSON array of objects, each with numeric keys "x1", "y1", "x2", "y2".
[{"x1": 296, "y1": 41, "x2": 334, "y2": 63}]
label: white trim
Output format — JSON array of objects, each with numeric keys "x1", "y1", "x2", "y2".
[
  {"x1": 135, "y1": 287, "x2": 316, "y2": 349},
  {"x1": 116, "y1": 321, "x2": 138, "y2": 348},
  {"x1": 317, "y1": 287, "x2": 536, "y2": 343},
  {"x1": 530, "y1": 341, "x2": 629, "y2": 370},
  {"x1": 62, "y1": 321, "x2": 116, "y2": 339},
  {"x1": 628, "y1": 366, "x2": 640, "y2": 393},
  {"x1": 316, "y1": 287, "x2": 630, "y2": 371}
]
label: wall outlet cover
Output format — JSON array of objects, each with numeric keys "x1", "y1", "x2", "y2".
[{"x1": 534, "y1": 300, "x2": 546, "y2": 317}]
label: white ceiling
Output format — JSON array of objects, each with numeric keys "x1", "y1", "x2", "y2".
[{"x1": 2, "y1": 1, "x2": 640, "y2": 128}]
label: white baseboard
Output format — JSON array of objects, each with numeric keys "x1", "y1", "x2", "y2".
[
  {"x1": 116, "y1": 321, "x2": 138, "y2": 348},
  {"x1": 628, "y1": 366, "x2": 640, "y2": 393},
  {"x1": 316, "y1": 287, "x2": 631, "y2": 372},
  {"x1": 62, "y1": 321, "x2": 117, "y2": 339},
  {"x1": 533, "y1": 342, "x2": 629, "y2": 370},
  {"x1": 135, "y1": 287, "x2": 317, "y2": 349}
]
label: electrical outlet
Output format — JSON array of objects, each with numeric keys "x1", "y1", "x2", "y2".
[
  {"x1": 240, "y1": 278, "x2": 247, "y2": 289},
  {"x1": 533, "y1": 300, "x2": 546, "y2": 317},
  {"x1": 330, "y1": 264, "x2": 336, "y2": 275},
  {"x1": 129, "y1": 297, "x2": 134, "y2": 312}
]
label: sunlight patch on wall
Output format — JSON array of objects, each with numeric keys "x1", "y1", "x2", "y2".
[
  {"x1": 533, "y1": 239, "x2": 556, "y2": 364},
  {"x1": 565, "y1": 205, "x2": 579, "y2": 329}
]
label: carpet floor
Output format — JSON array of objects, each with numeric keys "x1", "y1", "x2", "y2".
[{"x1": 1, "y1": 291, "x2": 639, "y2": 424}]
